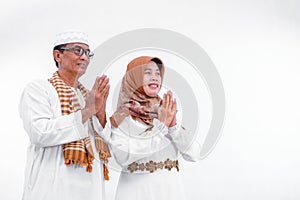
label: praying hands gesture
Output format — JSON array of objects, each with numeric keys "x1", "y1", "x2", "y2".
[
  {"x1": 158, "y1": 90, "x2": 177, "y2": 127},
  {"x1": 82, "y1": 75, "x2": 110, "y2": 126}
]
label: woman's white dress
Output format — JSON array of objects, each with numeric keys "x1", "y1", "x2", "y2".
[{"x1": 110, "y1": 116, "x2": 201, "y2": 200}]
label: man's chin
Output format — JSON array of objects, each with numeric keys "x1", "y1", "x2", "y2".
[{"x1": 77, "y1": 69, "x2": 87, "y2": 78}]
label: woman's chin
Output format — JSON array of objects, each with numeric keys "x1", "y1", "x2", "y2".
[
  {"x1": 146, "y1": 92, "x2": 159, "y2": 97},
  {"x1": 143, "y1": 86, "x2": 160, "y2": 97}
]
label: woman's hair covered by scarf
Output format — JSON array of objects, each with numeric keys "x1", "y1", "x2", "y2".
[{"x1": 110, "y1": 56, "x2": 165, "y2": 128}]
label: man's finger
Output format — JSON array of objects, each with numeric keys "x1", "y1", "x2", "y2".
[
  {"x1": 92, "y1": 76, "x2": 101, "y2": 91},
  {"x1": 98, "y1": 77, "x2": 109, "y2": 91},
  {"x1": 102, "y1": 84, "x2": 110, "y2": 99},
  {"x1": 99, "y1": 83, "x2": 110, "y2": 96},
  {"x1": 96, "y1": 75, "x2": 107, "y2": 89}
]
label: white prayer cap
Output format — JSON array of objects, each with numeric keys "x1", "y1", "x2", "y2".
[{"x1": 53, "y1": 30, "x2": 89, "y2": 48}]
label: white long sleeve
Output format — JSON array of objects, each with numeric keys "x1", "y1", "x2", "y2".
[
  {"x1": 110, "y1": 117, "x2": 171, "y2": 166},
  {"x1": 19, "y1": 80, "x2": 88, "y2": 147},
  {"x1": 168, "y1": 125, "x2": 201, "y2": 161}
]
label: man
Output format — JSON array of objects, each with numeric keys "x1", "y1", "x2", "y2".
[{"x1": 19, "y1": 30, "x2": 111, "y2": 200}]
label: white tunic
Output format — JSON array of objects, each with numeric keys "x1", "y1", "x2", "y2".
[
  {"x1": 109, "y1": 116, "x2": 201, "y2": 200},
  {"x1": 19, "y1": 79, "x2": 111, "y2": 200}
]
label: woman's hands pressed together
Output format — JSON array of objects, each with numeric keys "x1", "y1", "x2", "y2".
[{"x1": 158, "y1": 90, "x2": 177, "y2": 127}]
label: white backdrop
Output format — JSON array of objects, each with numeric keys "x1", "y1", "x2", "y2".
[{"x1": 1, "y1": 0, "x2": 300, "y2": 199}]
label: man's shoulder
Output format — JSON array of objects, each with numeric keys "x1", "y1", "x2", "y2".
[{"x1": 23, "y1": 79, "x2": 53, "y2": 93}]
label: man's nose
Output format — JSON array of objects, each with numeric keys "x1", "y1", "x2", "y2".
[{"x1": 80, "y1": 52, "x2": 89, "y2": 61}]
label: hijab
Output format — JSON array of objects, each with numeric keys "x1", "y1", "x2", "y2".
[{"x1": 110, "y1": 56, "x2": 165, "y2": 129}]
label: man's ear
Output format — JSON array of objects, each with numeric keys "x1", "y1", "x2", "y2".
[{"x1": 53, "y1": 50, "x2": 62, "y2": 63}]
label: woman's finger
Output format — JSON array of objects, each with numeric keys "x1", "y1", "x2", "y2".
[
  {"x1": 171, "y1": 98, "x2": 177, "y2": 113},
  {"x1": 168, "y1": 92, "x2": 173, "y2": 109},
  {"x1": 162, "y1": 94, "x2": 167, "y2": 108},
  {"x1": 165, "y1": 93, "x2": 170, "y2": 109}
]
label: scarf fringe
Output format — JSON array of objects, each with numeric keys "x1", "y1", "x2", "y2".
[
  {"x1": 64, "y1": 159, "x2": 94, "y2": 173},
  {"x1": 103, "y1": 163, "x2": 109, "y2": 180}
]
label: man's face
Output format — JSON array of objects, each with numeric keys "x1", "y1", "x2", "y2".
[{"x1": 56, "y1": 43, "x2": 90, "y2": 78}]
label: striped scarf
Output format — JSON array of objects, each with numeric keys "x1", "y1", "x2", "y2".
[{"x1": 49, "y1": 71, "x2": 110, "y2": 180}]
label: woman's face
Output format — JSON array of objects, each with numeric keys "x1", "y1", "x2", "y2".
[{"x1": 143, "y1": 61, "x2": 162, "y2": 97}]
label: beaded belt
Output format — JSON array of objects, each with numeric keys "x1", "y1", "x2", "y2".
[{"x1": 127, "y1": 158, "x2": 179, "y2": 173}]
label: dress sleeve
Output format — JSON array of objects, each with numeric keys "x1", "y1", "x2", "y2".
[
  {"x1": 167, "y1": 125, "x2": 201, "y2": 162},
  {"x1": 19, "y1": 80, "x2": 88, "y2": 147},
  {"x1": 109, "y1": 117, "x2": 171, "y2": 167}
]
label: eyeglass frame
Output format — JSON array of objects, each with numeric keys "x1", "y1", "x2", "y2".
[{"x1": 59, "y1": 45, "x2": 94, "y2": 59}]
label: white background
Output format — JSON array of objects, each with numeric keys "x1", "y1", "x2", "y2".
[{"x1": 1, "y1": 0, "x2": 300, "y2": 199}]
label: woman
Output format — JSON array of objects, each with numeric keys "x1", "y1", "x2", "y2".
[{"x1": 109, "y1": 56, "x2": 201, "y2": 200}]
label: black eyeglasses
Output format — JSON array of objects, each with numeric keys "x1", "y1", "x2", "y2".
[{"x1": 59, "y1": 46, "x2": 94, "y2": 59}]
